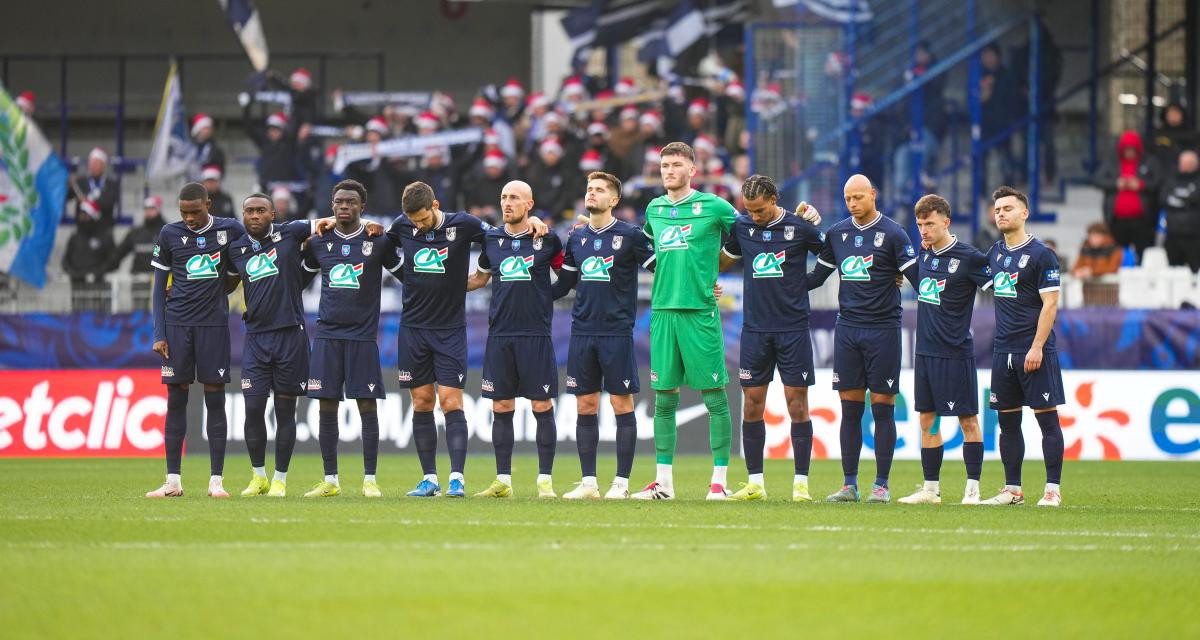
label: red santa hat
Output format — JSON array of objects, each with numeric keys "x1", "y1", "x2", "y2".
[
  {"x1": 638, "y1": 110, "x2": 662, "y2": 130},
  {"x1": 88, "y1": 147, "x2": 108, "y2": 164},
  {"x1": 644, "y1": 146, "x2": 663, "y2": 164},
  {"x1": 851, "y1": 93, "x2": 872, "y2": 110},
  {"x1": 271, "y1": 185, "x2": 292, "y2": 202},
  {"x1": 143, "y1": 195, "x2": 163, "y2": 210},
  {"x1": 483, "y1": 149, "x2": 507, "y2": 169},
  {"x1": 469, "y1": 98, "x2": 495, "y2": 120},
  {"x1": 706, "y1": 157, "x2": 725, "y2": 176},
  {"x1": 542, "y1": 110, "x2": 564, "y2": 127},
  {"x1": 200, "y1": 165, "x2": 222, "y2": 181},
  {"x1": 614, "y1": 77, "x2": 635, "y2": 96},
  {"x1": 365, "y1": 116, "x2": 390, "y2": 136},
  {"x1": 539, "y1": 137, "x2": 564, "y2": 157},
  {"x1": 289, "y1": 67, "x2": 312, "y2": 90},
  {"x1": 561, "y1": 76, "x2": 587, "y2": 98},
  {"x1": 579, "y1": 149, "x2": 604, "y2": 172},
  {"x1": 501, "y1": 78, "x2": 525, "y2": 99},
  {"x1": 266, "y1": 111, "x2": 289, "y2": 129},
  {"x1": 594, "y1": 89, "x2": 615, "y2": 102},
  {"x1": 416, "y1": 111, "x2": 440, "y2": 130},
  {"x1": 687, "y1": 98, "x2": 710, "y2": 117},
  {"x1": 15, "y1": 91, "x2": 34, "y2": 112},
  {"x1": 483, "y1": 128, "x2": 501, "y2": 146},
  {"x1": 619, "y1": 105, "x2": 639, "y2": 121},
  {"x1": 190, "y1": 113, "x2": 214, "y2": 137},
  {"x1": 527, "y1": 92, "x2": 550, "y2": 110},
  {"x1": 586, "y1": 121, "x2": 609, "y2": 137},
  {"x1": 725, "y1": 80, "x2": 745, "y2": 100},
  {"x1": 693, "y1": 135, "x2": 716, "y2": 154}
]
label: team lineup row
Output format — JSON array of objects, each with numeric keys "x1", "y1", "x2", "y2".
[{"x1": 145, "y1": 140, "x2": 1065, "y2": 507}]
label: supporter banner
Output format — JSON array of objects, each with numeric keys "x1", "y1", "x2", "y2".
[
  {"x1": 332, "y1": 128, "x2": 484, "y2": 173},
  {"x1": 0, "y1": 370, "x2": 165, "y2": 457},
  {"x1": 3, "y1": 309, "x2": 1199, "y2": 371},
  {"x1": 335, "y1": 91, "x2": 431, "y2": 109},
  {"x1": 759, "y1": 369, "x2": 1200, "y2": 462},
  {"x1": 4, "y1": 368, "x2": 1198, "y2": 461}
]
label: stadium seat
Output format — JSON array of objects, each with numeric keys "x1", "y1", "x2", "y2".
[
  {"x1": 1118, "y1": 266, "x2": 1170, "y2": 308},
  {"x1": 1142, "y1": 247, "x2": 1170, "y2": 271}
]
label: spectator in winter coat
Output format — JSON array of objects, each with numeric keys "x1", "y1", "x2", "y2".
[
  {"x1": 66, "y1": 147, "x2": 119, "y2": 229},
  {"x1": 62, "y1": 208, "x2": 116, "y2": 313},
  {"x1": 1093, "y1": 130, "x2": 1161, "y2": 262},
  {"x1": 1160, "y1": 150, "x2": 1200, "y2": 272}
]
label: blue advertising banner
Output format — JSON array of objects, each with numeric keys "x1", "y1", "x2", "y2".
[{"x1": 2, "y1": 308, "x2": 1199, "y2": 370}]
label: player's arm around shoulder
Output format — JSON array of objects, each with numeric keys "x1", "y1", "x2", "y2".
[{"x1": 719, "y1": 220, "x2": 741, "y2": 271}]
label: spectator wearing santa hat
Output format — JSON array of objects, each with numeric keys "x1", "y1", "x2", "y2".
[
  {"x1": 618, "y1": 146, "x2": 667, "y2": 222},
  {"x1": 188, "y1": 112, "x2": 226, "y2": 179},
  {"x1": 624, "y1": 111, "x2": 665, "y2": 183},
  {"x1": 468, "y1": 97, "x2": 496, "y2": 127},
  {"x1": 415, "y1": 110, "x2": 441, "y2": 134},
  {"x1": 284, "y1": 66, "x2": 320, "y2": 128},
  {"x1": 365, "y1": 116, "x2": 391, "y2": 143},
  {"x1": 607, "y1": 106, "x2": 642, "y2": 170},
  {"x1": 584, "y1": 121, "x2": 627, "y2": 179},
  {"x1": 560, "y1": 75, "x2": 589, "y2": 106},
  {"x1": 197, "y1": 166, "x2": 234, "y2": 218},
  {"x1": 587, "y1": 89, "x2": 616, "y2": 125},
  {"x1": 614, "y1": 77, "x2": 636, "y2": 97},
  {"x1": 107, "y1": 195, "x2": 167, "y2": 309},
  {"x1": 692, "y1": 133, "x2": 718, "y2": 167},
  {"x1": 16, "y1": 91, "x2": 35, "y2": 118},
  {"x1": 463, "y1": 149, "x2": 510, "y2": 223},
  {"x1": 685, "y1": 98, "x2": 712, "y2": 142},
  {"x1": 243, "y1": 105, "x2": 302, "y2": 191},
  {"x1": 499, "y1": 77, "x2": 527, "y2": 124},
  {"x1": 67, "y1": 147, "x2": 118, "y2": 229},
  {"x1": 526, "y1": 136, "x2": 577, "y2": 223},
  {"x1": 345, "y1": 123, "x2": 410, "y2": 217}
]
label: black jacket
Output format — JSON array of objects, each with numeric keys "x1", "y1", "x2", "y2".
[
  {"x1": 108, "y1": 217, "x2": 165, "y2": 274},
  {"x1": 1161, "y1": 170, "x2": 1200, "y2": 236},
  {"x1": 209, "y1": 189, "x2": 237, "y2": 219},
  {"x1": 62, "y1": 220, "x2": 116, "y2": 282},
  {"x1": 67, "y1": 175, "x2": 119, "y2": 228}
]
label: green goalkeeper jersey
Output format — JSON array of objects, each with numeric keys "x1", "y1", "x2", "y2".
[{"x1": 643, "y1": 190, "x2": 737, "y2": 310}]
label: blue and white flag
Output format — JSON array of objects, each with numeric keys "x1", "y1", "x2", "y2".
[
  {"x1": 0, "y1": 82, "x2": 68, "y2": 288},
  {"x1": 773, "y1": 0, "x2": 873, "y2": 23},
  {"x1": 147, "y1": 61, "x2": 195, "y2": 181},
  {"x1": 218, "y1": 0, "x2": 270, "y2": 72}
]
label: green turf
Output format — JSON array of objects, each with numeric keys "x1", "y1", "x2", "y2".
[{"x1": 2, "y1": 455, "x2": 1198, "y2": 638}]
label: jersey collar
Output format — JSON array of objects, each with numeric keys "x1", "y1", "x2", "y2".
[
  {"x1": 504, "y1": 226, "x2": 530, "y2": 238},
  {"x1": 932, "y1": 235, "x2": 958, "y2": 255},
  {"x1": 665, "y1": 189, "x2": 696, "y2": 206},
  {"x1": 334, "y1": 223, "x2": 366, "y2": 240},
  {"x1": 1004, "y1": 234, "x2": 1034, "y2": 251},
  {"x1": 588, "y1": 218, "x2": 617, "y2": 234},
  {"x1": 187, "y1": 217, "x2": 214, "y2": 235},
  {"x1": 762, "y1": 209, "x2": 785, "y2": 228},
  {"x1": 433, "y1": 210, "x2": 446, "y2": 230},
  {"x1": 851, "y1": 212, "x2": 882, "y2": 231}
]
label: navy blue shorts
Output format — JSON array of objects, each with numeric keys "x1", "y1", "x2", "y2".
[
  {"x1": 162, "y1": 324, "x2": 231, "y2": 385},
  {"x1": 307, "y1": 338, "x2": 385, "y2": 400},
  {"x1": 832, "y1": 325, "x2": 901, "y2": 394},
  {"x1": 914, "y1": 354, "x2": 978, "y2": 416},
  {"x1": 242, "y1": 326, "x2": 310, "y2": 397},
  {"x1": 739, "y1": 330, "x2": 815, "y2": 388},
  {"x1": 482, "y1": 335, "x2": 557, "y2": 400},
  {"x1": 397, "y1": 326, "x2": 467, "y2": 389},
  {"x1": 989, "y1": 350, "x2": 1065, "y2": 410},
  {"x1": 566, "y1": 334, "x2": 639, "y2": 396}
]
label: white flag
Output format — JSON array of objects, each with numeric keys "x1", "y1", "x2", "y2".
[
  {"x1": 217, "y1": 0, "x2": 270, "y2": 72},
  {"x1": 147, "y1": 61, "x2": 195, "y2": 181}
]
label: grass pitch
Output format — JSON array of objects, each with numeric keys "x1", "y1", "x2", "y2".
[{"x1": 2, "y1": 455, "x2": 1197, "y2": 638}]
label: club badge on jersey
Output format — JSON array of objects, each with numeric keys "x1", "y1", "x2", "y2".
[
  {"x1": 612, "y1": 235, "x2": 623, "y2": 250},
  {"x1": 446, "y1": 227, "x2": 456, "y2": 241},
  {"x1": 362, "y1": 241, "x2": 373, "y2": 256}
]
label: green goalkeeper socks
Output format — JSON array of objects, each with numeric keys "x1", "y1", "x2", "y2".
[
  {"x1": 653, "y1": 391, "x2": 680, "y2": 464},
  {"x1": 703, "y1": 389, "x2": 732, "y2": 467}
]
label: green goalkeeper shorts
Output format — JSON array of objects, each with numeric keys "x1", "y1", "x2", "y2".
[{"x1": 649, "y1": 308, "x2": 729, "y2": 391}]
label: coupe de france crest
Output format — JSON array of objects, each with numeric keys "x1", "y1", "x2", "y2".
[{"x1": 341, "y1": 244, "x2": 351, "y2": 257}]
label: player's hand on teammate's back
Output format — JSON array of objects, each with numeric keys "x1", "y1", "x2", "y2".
[
  {"x1": 796, "y1": 201, "x2": 821, "y2": 225},
  {"x1": 714, "y1": 282, "x2": 723, "y2": 299},
  {"x1": 1024, "y1": 345, "x2": 1044, "y2": 373},
  {"x1": 364, "y1": 221, "x2": 385, "y2": 237},
  {"x1": 153, "y1": 340, "x2": 169, "y2": 360},
  {"x1": 313, "y1": 218, "x2": 336, "y2": 237}
]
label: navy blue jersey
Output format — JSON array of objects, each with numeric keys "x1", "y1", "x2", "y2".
[
  {"x1": 386, "y1": 211, "x2": 490, "y2": 329},
  {"x1": 815, "y1": 213, "x2": 918, "y2": 328},
  {"x1": 151, "y1": 216, "x2": 245, "y2": 326},
  {"x1": 986, "y1": 236, "x2": 1061, "y2": 353},
  {"x1": 477, "y1": 226, "x2": 564, "y2": 337},
  {"x1": 559, "y1": 219, "x2": 656, "y2": 336},
  {"x1": 303, "y1": 224, "x2": 402, "y2": 341},
  {"x1": 723, "y1": 211, "x2": 824, "y2": 332},
  {"x1": 915, "y1": 237, "x2": 993, "y2": 357},
  {"x1": 228, "y1": 220, "x2": 314, "y2": 333}
]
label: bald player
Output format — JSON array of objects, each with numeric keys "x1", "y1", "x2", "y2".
[
  {"x1": 806, "y1": 174, "x2": 919, "y2": 503},
  {"x1": 467, "y1": 180, "x2": 565, "y2": 499}
]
